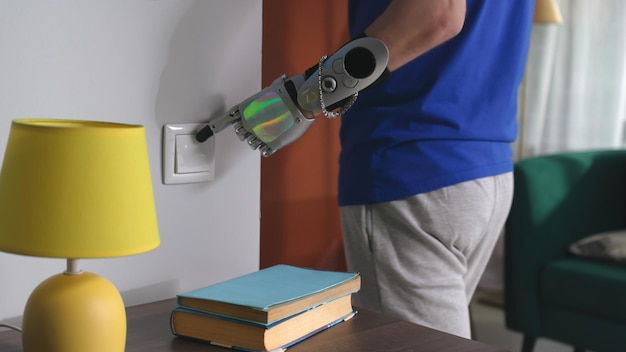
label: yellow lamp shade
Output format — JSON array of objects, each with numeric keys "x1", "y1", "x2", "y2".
[
  {"x1": 0, "y1": 119, "x2": 160, "y2": 258},
  {"x1": 534, "y1": 0, "x2": 563, "y2": 24}
]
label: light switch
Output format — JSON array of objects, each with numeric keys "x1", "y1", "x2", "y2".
[
  {"x1": 175, "y1": 134, "x2": 211, "y2": 174},
  {"x1": 162, "y1": 123, "x2": 215, "y2": 184}
]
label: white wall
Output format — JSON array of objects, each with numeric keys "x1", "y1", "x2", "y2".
[{"x1": 0, "y1": 0, "x2": 261, "y2": 325}]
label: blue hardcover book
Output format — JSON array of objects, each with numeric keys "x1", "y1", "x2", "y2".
[
  {"x1": 176, "y1": 264, "x2": 360, "y2": 324},
  {"x1": 170, "y1": 293, "x2": 357, "y2": 352}
]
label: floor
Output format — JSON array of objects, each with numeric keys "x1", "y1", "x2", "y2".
[{"x1": 470, "y1": 291, "x2": 572, "y2": 352}]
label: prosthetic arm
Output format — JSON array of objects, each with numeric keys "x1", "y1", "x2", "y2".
[{"x1": 195, "y1": 36, "x2": 389, "y2": 157}]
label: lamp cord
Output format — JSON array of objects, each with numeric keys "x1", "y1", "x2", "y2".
[
  {"x1": 0, "y1": 323, "x2": 22, "y2": 332},
  {"x1": 0, "y1": 259, "x2": 79, "y2": 335}
]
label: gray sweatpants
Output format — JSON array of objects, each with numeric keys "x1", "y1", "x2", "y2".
[{"x1": 340, "y1": 173, "x2": 513, "y2": 338}]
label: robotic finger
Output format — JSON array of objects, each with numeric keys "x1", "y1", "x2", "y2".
[{"x1": 196, "y1": 36, "x2": 389, "y2": 157}]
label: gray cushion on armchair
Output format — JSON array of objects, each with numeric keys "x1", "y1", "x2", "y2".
[{"x1": 569, "y1": 229, "x2": 626, "y2": 263}]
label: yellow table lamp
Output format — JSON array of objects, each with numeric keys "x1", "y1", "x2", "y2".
[{"x1": 0, "y1": 119, "x2": 160, "y2": 352}]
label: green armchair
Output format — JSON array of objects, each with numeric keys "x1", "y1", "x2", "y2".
[{"x1": 504, "y1": 149, "x2": 626, "y2": 352}]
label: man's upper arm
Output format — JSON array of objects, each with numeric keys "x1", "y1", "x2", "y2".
[{"x1": 364, "y1": 0, "x2": 466, "y2": 71}]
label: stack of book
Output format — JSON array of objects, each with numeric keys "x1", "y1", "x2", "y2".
[{"x1": 170, "y1": 264, "x2": 361, "y2": 352}]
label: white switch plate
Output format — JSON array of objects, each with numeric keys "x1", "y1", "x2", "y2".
[{"x1": 162, "y1": 123, "x2": 215, "y2": 184}]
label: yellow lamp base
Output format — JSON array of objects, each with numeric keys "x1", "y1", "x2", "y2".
[{"x1": 22, "y1": 271, "x2": 126, "y2": 352}]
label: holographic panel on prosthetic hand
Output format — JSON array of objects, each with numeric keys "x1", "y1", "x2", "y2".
[{"x1": 242, "y1": 91, "x2": 294, "y2": 143}]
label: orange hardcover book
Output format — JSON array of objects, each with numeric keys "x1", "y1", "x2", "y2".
[{"x1": 171, "y1": 294, "x2": 357, "y2": 352}]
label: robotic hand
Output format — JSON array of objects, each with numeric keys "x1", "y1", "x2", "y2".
[{"x1": 195, "y1": 36, "x2": 389, "y2": 157}]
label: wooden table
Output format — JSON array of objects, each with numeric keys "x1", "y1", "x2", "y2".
[{"x1": 0, "y1": 298, "x2": 507, "y2": 352}]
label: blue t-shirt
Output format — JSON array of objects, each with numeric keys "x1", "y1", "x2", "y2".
[{"x1": 338, "y1": 0, "x2": 534, "y2": 206}]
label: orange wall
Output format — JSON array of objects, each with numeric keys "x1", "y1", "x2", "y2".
[{"x1": 260, "y1": 1, "x2": 349, "y2": 271}]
